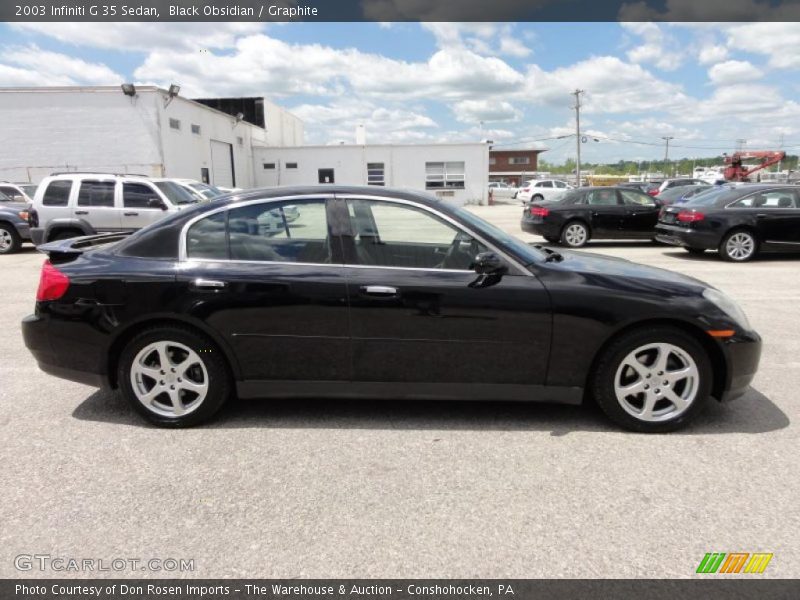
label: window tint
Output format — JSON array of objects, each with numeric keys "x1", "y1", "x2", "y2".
[
  {"x1": 186, "y1": 212, "x2": 227, "y2": 260},
  {"x1": 537, "y1": 181, "x2": 553, "y2": 188},
  {"x1": 619, "y1": 189, "x2": 654, "y2": 206},
  {"x1": 586, "y1": 189, "x2": 618, "y2": 206},
  {"x1": 730, "y1": 190, "x2": 799, "y2": 209},
  {"x1": 228, "y1": 199, "x2": 330, "y2": 263},
  {"x1": 77, "y1": 180, "x2": 115, "y2": 207},
  {"x1": 555, "y1": 181, "x2": 567, "y2": 188},
  {"x1": 345, "y1": 199, "x2": 487, "y2": 270},
  {"x1": 42, "y1": 180, "x2": 72, "y2": 206},
  {"x1": 123, "y1": 183, "x2": 160, "y2": 209}
]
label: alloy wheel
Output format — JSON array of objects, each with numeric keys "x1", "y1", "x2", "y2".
[
  {"x1": 725, "y1": 232, "x2": 755, "y2": 261},
  {"x1": 613, "y1": 342, "x2": 699, "y2": 422},
  {"x1": 564, "y1": 223, "x2": 587, "y2": 247},
  {"x1": 130, "y1": 340, "x2": 209, "y2": 417},
  {"x1": 0, "y1": 229, "x2": 12, "y2": 252}
]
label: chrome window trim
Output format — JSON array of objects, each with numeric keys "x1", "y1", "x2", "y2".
[{"x1": 179, "y1": 192, "x2": 530, "y2": 275}]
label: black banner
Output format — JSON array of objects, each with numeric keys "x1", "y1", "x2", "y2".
[
  {"x1": 4, "y1": 580, "x2": 800, "y2": 600},
  {"x1": 3, "y1": 0, "x2": 800, "y2": 22}
]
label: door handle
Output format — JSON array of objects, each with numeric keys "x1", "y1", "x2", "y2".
[
  {"x1": 361, "y1": 285, "x2": 398, "y2": 297},
  {"x1": 192, "y1": 278, "x2": 228, "y2": 290},
  {"x1": 124, "y1": 212, "x2": 139, "y2": 216},
  {"x1": 74, "y1": 210, "x2": 88, "y2": 215}
]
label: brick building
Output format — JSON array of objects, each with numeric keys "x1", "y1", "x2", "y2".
[{"x1": 489, "y1": 149, "x2": 544, "y2": 186}]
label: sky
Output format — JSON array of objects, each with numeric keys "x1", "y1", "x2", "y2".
[{"x1": 1, "y1": 21, "x2": 800, "y2": 165}]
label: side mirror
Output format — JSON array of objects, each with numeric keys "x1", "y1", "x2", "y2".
[
  {"x1": 148, "y1": 198, "x2": 168, "y2": 210},
  {"x1": 469, "y1": 252, "x2": 507, "y2": 289}
]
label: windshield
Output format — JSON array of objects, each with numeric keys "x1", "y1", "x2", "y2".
[
  {"x1": 450, "y1": 205, "x2": 547, "y2": 264},
  {"x1": 0, "y1": 190, "x2": 11, "y2": 202},
  {"x1": 20, "y1": 184, "x2": 37, "y2": 197},
  {"x1": 188, "y1": 182, "x2": 224, "y2": 199},
  {"x1": 154, "y1": 181, "x2": 199, "y2": 205}
]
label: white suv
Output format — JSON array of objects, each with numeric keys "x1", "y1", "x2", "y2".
[
  {"x1": 29, "y1": 173, "x2": 198, "y2": 244},
  {"x1": 517, "y1": 179, "x2": 573, "y2": 203}
]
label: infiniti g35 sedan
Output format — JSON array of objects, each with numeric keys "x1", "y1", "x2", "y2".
[{"x1": 22, "y1": 186, "x2": 761, "y2": 432}]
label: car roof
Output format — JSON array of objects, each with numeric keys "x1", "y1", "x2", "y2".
[{"x1": 217, "y1": 185, "x2": 445, "y2": 208}]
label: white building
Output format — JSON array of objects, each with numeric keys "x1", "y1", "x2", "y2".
[
  {"x1": 254, "y1": 143, "x2": 490, "y2": 206},
  {"x1": 0, "y1": 86, "x2": 303, "y2": 188}
]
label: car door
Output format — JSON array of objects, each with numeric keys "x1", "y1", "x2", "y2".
[
  {"x1": 72, "y1": 179, "x2": 121, "y2": 232},
  {"x1": 336, "y1": 194, "x2": 551, "y2": 388},
  {"x1": 534, "y1": 180, "x2": 555, "y2": 200},
  {"x1": 584, "y1": 188, "x2": 624, "y2": 234},
  {"x1": 177, "y1": 196, "x2": 351, "y2": 384},
  {"x1": 618, "y1": 188, "x2": 660, "y2": 236},
  {"x1": 120, "y1": 181, "x2": 170, "y2": 229},
  {"x1": 748, "y1": 188, "x2": 800, "y2": 245}
]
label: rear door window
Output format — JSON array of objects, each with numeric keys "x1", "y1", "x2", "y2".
[
  {"x1": 42, "y1": 180, "x2": 72, "y2": 206},
  {"x1": 586, "y1": 189, "x2": 619, "y2": 206},
  {"x1": 77, "y1": 180, "x2": 115, "y2": 207}
]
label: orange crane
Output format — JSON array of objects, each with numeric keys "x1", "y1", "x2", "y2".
[{"x1": 723, "y1": 150, "x2": 785, "y2": 181}]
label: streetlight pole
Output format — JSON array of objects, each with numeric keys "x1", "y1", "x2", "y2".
[
  {"x1": 572, "y1": 89, "x2": 584, "y2": 186},
  {"x1": 662, "y1": 136, "x2": 674, "y2": 177}
]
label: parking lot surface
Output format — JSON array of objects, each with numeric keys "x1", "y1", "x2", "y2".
[{"x1": 1, "y1": 203, "x2": 797, "y2": 578}]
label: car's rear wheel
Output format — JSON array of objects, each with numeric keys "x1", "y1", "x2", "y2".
[
  {"x1": 685, "y1": 247, "x2": 706, "y2": 255},
  {"x1": 560, "y1": 221, "x2": 589, "y2": 248},
  {"x1": 118, "y1": 326, "x2": 231, "y2": 427},
  {"x1": 590, "y1": 326, "x2": 712, "y2": 433},
  {"x1": 720, "y1": 229, "x2": 757, "y2": 262},
  {"x1": 0, "y1": 223, "x2": 21, "y2": 254},
  {"x1": 532, "y1": 194, "x2": 544, "y2": 202}
]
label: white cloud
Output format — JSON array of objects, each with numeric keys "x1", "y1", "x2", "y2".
[
  {"x1": 0, "y1": 45, "x2": 122, "y2": 86},
  {"x1": 451, "y1": 99, "x2": 522, "y2": 123},
  {"x1": 622, "y1": 22, "x2": 683, "y2": 71},
  {"x1": 697, "y1": 44, "x2": 728, "y2": 65},
  {"x1": 725, "y1": 23, "x2": 800, "y2": 70},
  {"x1": 707, "y1": 60, "x2": 763, "y2": 86},
  {"x1": 422, "y1": 23, "x2": 531, "y2": 58}
]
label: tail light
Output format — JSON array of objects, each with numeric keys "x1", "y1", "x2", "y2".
[
  {"x1": 36, "y1": 260, "x2": 70, "y2": 301},
  {"x1": 677, "y1": 210, "x2": 705, "y2": 223},
  {"x1": 18, "y1": 210, "x2": 29, "y2": 221},
  {"x1": 530, "y1": 206, "x2": 549, "y2": 217},
  {"x1": 522, "y1": 188, "x2": 530, "y2": 193},
  {"x1": 647, "y1": 188, "x2": 659, "y2": 196}
]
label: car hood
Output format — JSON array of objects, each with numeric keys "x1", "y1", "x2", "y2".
[{"x1": 552, "y1": 249, "x2": 709, "y2": 290}]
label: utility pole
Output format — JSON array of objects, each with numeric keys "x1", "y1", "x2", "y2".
[
  {"x1": 572, "y1": 89, "x2": 584, "y2": 187},
  {"x1": 662, "y1": 136, "x2": 674, "y2": 177},
  {"x1": 778, "y1": 133, "x2": 784, "y2": 173},
  {"x1": 736, "y1": 138, "x2": 747, "y2": 152}
]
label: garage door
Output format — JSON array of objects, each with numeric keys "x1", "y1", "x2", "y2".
[{"x1": 210, "y1": 140, "x2": 235, "y2": 188}]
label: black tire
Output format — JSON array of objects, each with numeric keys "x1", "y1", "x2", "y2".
[
  {"x1": 685, "y1": 247, "x2": 706, "y2": 255},
  {"x1": 719, "y1": 229, "x2": 758, "y2": 262},
  {"x1": 118, "y1": 325, "x2": 232, "y2": 427},
  {"x1": 49, "y1": 229, "x2": 83, "y2": 242},
  {"x1": 531, "y1": 194, "x2": 544, "y2": 202},
  {"x1": 0, "y1": 223, "x2": 22, "y2": 254},
  {"x1": 590, "y1": 326, "x2": 712, "y2": 433},
  {"x1": 560, "y1": 220, "x2": 590, "y2": 248}
]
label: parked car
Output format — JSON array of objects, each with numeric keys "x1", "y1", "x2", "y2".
[
  {"x1": 172, "y1": 179, "x2": 226, "y2": 202},
  {"x1": 617, "y1": 182, "x2": 660, "y2": 195},
  {"x1": 517, "y1": 179, "x2": 573, "y2": 203},
  {"x1": 655, "y1": 184, "x2": 712, "y2": 206},
  {"x1": 521, "y1": 186, "x2": 660, "y2": 247},
  {"x1": 656, "y1": 178, "x2": 709, "y2": 195},
  {"x1": 488, "y1": 182, "x2": 519, "y2": 200},
  {"x1": 22, "y1": 185, "x2": 760, "y2": 433},
  {"x1": 655, "y1": 184, "x2": 800, "y2": 261},
  {"x1": 0, "y1": 192, "x2": 32, "y2": 254},
  {"x1": 27, "y1": 173, "x2": 199, "y2": 244},
  {"x1": 0, "y1": 181, "x2": 38, "y2": 203}
]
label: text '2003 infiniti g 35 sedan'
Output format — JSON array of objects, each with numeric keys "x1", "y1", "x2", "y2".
[{"x1": 22, "y1": 186, "x2": 761, "y2": 432}]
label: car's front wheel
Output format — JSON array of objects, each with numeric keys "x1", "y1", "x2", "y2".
[
  {"x1": 590, "y1": 326, "x2": 712, "y2": 432},
  {"x1": 561, "y1": 221, "x2": 589, "y2": 248},
  {"x1": 118, "y1": 326, "x2": 232, "y2": 427},
  {"x1": 720, "y1": 229, "x2": 758, "y2": 262},
  {"x1": 0, "y1": 223, "x2": 22, "y2": 254}
]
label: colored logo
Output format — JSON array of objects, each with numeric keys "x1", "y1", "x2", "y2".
[{"x1": 697, "y1": 552, "x2": 773, "y2": 574}]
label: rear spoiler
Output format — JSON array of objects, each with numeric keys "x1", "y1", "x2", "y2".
[{"x1": 38, "y1": 232, "x2": 133, "y2": 262}]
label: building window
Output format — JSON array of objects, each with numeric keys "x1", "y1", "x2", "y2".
[
  {"x1": 263, "y1": 163, "x2": 276, "y2": 170},
  {"x1": 237, "y1": 136, "x2": 244, "y2": 146},
  {"x1": 169, "y1": 118, "x2": 181, "y2": 130},
  {"x1": 489, "y1": 157, "x2": 496, "y2": 165},
  {"x1": 509, "y1": 156, "x2": 530, "y2": 165},
  {"x1": 191, "y1": 124, "x2": 201, "y2": 135},
  {"x1": 367, "y1": 162, "x2": 385, "y2": 186},
  {"x1": 425, "y1": 161, "x2": 465, "y2": 190},
  {"x1": 286, "y1": 162, "x2": 298, "y2": 169}
]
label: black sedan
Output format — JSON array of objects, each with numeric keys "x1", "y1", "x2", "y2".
[
  {"x1": 521, "y1": 186, "x2": 661, "y2": 247},
  {"x1": 655, "y1": 184, "x2": 800, "y2": 261},
  {"x1": 23, "y1": 186, "x2": 761, "y2": 432}
]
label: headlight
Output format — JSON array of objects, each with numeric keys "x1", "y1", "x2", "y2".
[{"x1": 703, "y1": 288, "x2": 751, "y2": 330}]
